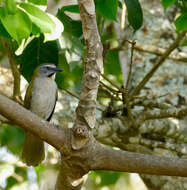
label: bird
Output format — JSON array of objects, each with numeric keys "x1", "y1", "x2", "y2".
[{"x1": 22, "y1": 64, "x2": 62, "y2": 166}]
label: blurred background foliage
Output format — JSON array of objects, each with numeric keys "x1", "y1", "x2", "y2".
[{"x1": 0, "y1": 0, "x2": 186, "y2": 189}]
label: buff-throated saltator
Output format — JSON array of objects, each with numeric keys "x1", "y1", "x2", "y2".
[{"x1": 22, "y1": 64, "x2": 62, "y2": 166}]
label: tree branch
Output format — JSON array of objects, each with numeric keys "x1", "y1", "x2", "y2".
[
  {"x1": 128, "y1": 136, "x2": 187, "y2": 155},
  {"x1": 73, "y1": 0, "x2": 103, "y2": 148},
  {"x1": 2, "y1": 38, "x2": 22, "y2": 102},
  {"x1": 125, "y1": 40, "x2": 136, "y2": 90},
  {"x1": 132, "y1": 31, "x2": 186, "y2": 97},
  {"x1": 140, "y1": 107, "x2": 187, "y2": 122},
  {"x1": 0, "y1": 93, "x2": 67, "y2": 151},
  {"x1": 134, "y1": 41, "x2": 187, "y2": 63},
  {"x1": 1, "y1": 93, "x2": 187, "y2": 184},
  {"x1": 92, "y1": 144, "x2": 187, "y2": 177}
]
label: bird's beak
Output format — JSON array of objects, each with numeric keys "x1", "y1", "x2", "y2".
[{"x1": 54, "y1": 67, "x2": 63, "y2": 73}]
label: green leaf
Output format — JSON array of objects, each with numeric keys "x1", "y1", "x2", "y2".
[
  {"x1": 6, "y1": 176, "x2": 18, "y2": 189},
  {"x1": 95, "y1": 0, "x2": 118, "y2": 20},
  {"x1": 6, "y1": 0, "x2": 17, "y2": 14},
  {"x1": 56, "y1": 33, "x2": 84, "y2": 89},
  {"x1": 90, "y1": 171, "x2": 121, "y2": 186},
  {"x1": 61, "y1": 5, "x2": 80, "y2": 13},
  {"x1": 61, "y1": 32, "x2": 84, "y2": 57},
  {"x1": 57, "y1": 9, "x2": 82, "y2": 37},
  {"x1": 0, "y1": 7, "x2": 32, "y2": 44},
  {"x1": 0, "y1": 20, "x2": 11, "y2": 38},
  {"x1": 161, "y1": 0, "x2": 177, "y2": 11},
  {"x1": 44, "y1": 13, "x2": 64, "y2": 42},
  {"x1": 17, "y1": 36, "x2": 59, "y2": 82},
  {"x1": 0, "y1": 124, "x2": 24, "y2": 155},
  {"x1": 175, "y1": 13, "x2": 187, "y2": 32},
  {"x1": 28, "y1": 0, "x2": 47, "y2": 5},
  {"x1": 180, "y1": 36, "x2": 187, "y2": 46},
  {"x1": 123, "y1": 0, "x2": 143, "y2": 30},
  {"x1": 104, "y1": 50, "x2": 122, "y2": 83},
  {"x1": 19, "y1": 3, "x2": 55, "y2": 33}
]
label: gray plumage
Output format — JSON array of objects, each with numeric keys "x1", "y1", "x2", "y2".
[{"x1": 22, "y1": 64, "x2": 62, "y2": 166}]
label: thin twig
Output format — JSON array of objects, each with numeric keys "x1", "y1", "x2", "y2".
[
  {"x1": 125, "y1": 40, "x2": 136, "y2": 90},
  {"x1": 134, "y1": 41, "x2": 187, "y2": 63},
  {"x1": 101, "y1": 74, "x2": 122, "y2": 91},
  {"x1": 130, "y1": 136, "x2": 187, "y2": 156},
  {"x1": 64, "y1": 89, "x2": 80, "y2": 99},
  {"x1": 99, "y1": 85, "x2": 122, "y2": 102},
  {"x1": 2, "y1": 38, "x2": 22, "y2": 102},
  {"x1": 132, "y1": 31, "x2": 186, "y2": 97},
  {"x1": 140, "y1": 107, "x2": 187, "y2": 122},
  {"x1": 99, "y1": 81, "x2": 119, "y2": 94},
  {"x1": 113, "y1": 40, "x2": 187, "y2": 63},
  {"x1": 64, "y1": 89, "x2": 104, "y2": 111},
  {"x1": 132, "y1": 99, "x2": 172, "y2": 109}
]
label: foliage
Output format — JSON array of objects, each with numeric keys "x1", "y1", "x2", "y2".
[
  {"x1": 0, "y1": 0, "x2": 186, "y2": 189},
  {"x1": 162, "y1": 0, "x2": 187, "y2": 31}
]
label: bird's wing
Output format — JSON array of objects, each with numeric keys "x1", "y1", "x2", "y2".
[
  {"x1": 47, "y1": 89, "x2": 58, "y2": 122},
  {"x1": 24, "y1": 80, "x2": 34, "y2": 109}
]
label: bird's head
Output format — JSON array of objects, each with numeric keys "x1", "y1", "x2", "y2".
[{"x1": 35, "y1": 64, "x2": 62, "y2": 79}]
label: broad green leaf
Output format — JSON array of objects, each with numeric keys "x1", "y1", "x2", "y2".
[
  {"x1": 90, "y1": 171, "x2": 122, "y2": 186},
  {"x1": 95, "y1": 0, "x2": 118, "y2": 20},
  {"x1": 60, "y1": 32, "x2": 84, "y2": 58},
  {"x1": 175, "y1": 13, "x2": 187, "y2": 32},
  {"x1": 123, "y1": 0, "x2": 143, "y2": 30},
  {"x1": 32, "y1": 23, "x2": 41, "y2": 35},
  {"x1": 6, "y1": 0, "x2": 17, "y2": 14},
  {"x1": 28, "y1": 0, "x2": 47, "y2": 5},
  {"x1": 184, "y1": 0, "x2": 187, "y2": 7},
  {"x1": 57, "y1": 33, "x2": 84, "y2": 89},
  {"x1": 44, "y1": 13, "x2": 64, "y2": 42},
  {"x1": 6, "y1": 176, "x2": 18, "y2": 189},
  {"x1": 17, "y1": 36, "x2": 59, "y2": 82},
  {"x1": 105, "y1": 50, "x2": 121, "y2": 75},
  {"x1": 0, "y1": 20, "x2": 11, "y2": 38},
  {"x1": 180, "y1": 36, "x2": 187, "y2": 46},
  {"x1": 57, "y1": 9, "x2": 82, "y2": 37},
  {"x1": 0, "y1": 124, "x2": 24, "y2": 155},
  {"x1": 0, "y1": 7, "x2": 32, "y2": 44},
  {"x1": 61, "y1": 4, "x2": 80, "y2": 13},
  {"x1": 104, "y1": 50, "x2": 122, "y2": 83},
  {"x1": 19, "y1": 3, "x2": 55, "y2": 33},
  {"x1": 161, "y1": 0, "x2": 176, "y2": 11}
]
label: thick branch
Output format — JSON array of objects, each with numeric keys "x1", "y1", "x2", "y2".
[
  {"x1": 132, "y1": 31, "x2": 186, "y2": 97},
  {"x1": 92, "y1": 144, "x2": 187, "y2": 177},
  {"x1": 1, "y1": 93, "x2": 187, "y2": 181},
  {"x1": 0, "y1": 93, "x2": 67, "y2": 151},
  {"x1": 73, "y1": 0, "x2": 103, "y2": 147}
]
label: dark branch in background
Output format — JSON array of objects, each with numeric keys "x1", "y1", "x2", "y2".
[
  {"x1": 132, "y1": 99, "x2": 172, "y2": 109},
  {"x1": 132, "y1": 31, "x2": 186, "y2": 97},
  {"x1": 114, "y1": 40, "x2": 187, "y2": 63},
  {"x1": 140, "y1": 107, "x2": 187, "y2": 122},
  {"x1": 2, "y1": 38, "x2": 22, "y2": 102},
  {"x1": 101, "y1": 73, "x2": 121, "y2": 91},
  {"x1": 129, "y1": 136, "x2": 187, "y2": 156},
  {"x1": 134, "y1": 41, "x2": 187, "y2": 63},
  {"x1": 125, "y1": 40, "x2": 136, "y2": 90}
]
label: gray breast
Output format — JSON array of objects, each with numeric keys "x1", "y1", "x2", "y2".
[{"x1": 30, "y1": 77, "x2": 57, "y2": 120}]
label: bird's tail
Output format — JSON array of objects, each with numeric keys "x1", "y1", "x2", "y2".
[{"x1": 22, "y1": 132, "x2": 45, "y2": 166}]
